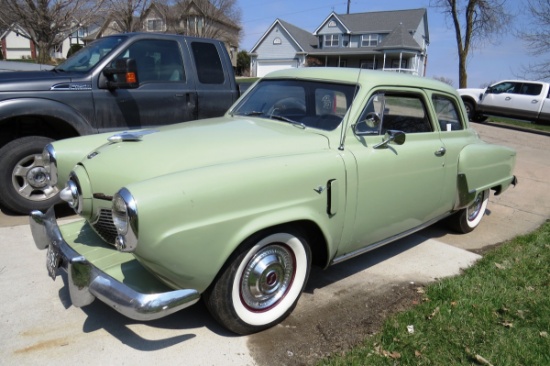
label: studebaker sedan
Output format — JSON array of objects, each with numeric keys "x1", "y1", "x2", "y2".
[{"x1": 30, "y1": 68, "x2": 517, "y2": 335}]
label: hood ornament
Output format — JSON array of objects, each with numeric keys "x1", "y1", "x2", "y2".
[{"x1": 108, "y1": 130, "x2": 158, "y2": 143}]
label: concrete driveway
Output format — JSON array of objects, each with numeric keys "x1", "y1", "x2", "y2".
[{"x1": 0, "y1": 124, "x2": 548, "y2": 365}]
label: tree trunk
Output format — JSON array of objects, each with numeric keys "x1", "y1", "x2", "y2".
[{"x1": 458, "y1": 51, "x2": 468, "y2": 88}]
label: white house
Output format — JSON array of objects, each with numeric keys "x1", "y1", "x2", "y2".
[
  {"x1": 1, "y1": 24, "x2": 35, "y2": 60},
  {"x1": 249, "y1": 8, "x2": 430, "y2": 77}
]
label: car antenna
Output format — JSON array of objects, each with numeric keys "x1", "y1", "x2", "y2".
[{"x1": 338, "y1": 67, "x2": 362, "y2": 151}]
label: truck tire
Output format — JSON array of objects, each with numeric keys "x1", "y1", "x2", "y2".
[
  {"x1": 204, "y1": 230, "x2": 311, "y2": 334},
  {"x1": 0, "y1": 136, "x2": 61, "y2": 214},
  {"x1": 463, "y1": 100, "x2": 488, "y2": 122}
]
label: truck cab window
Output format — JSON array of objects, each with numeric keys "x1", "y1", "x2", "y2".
[
  {"x1": 120, "y1": 40, "x2": 185, "y2": 83},
  {"x1": 191, "y1": 42, "x2": 225, "y2": 84}
]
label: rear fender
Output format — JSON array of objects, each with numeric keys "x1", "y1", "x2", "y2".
[{"x1": 455, "y1": 143, "x2": 517, "y2": 210}]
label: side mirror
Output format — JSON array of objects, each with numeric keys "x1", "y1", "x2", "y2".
[
  {"x1": 373, "y1": 130, "x2": 406, "y2": 149},
  {"x1": 101, "y1": 58, "x2": 139, "y2": 89}
]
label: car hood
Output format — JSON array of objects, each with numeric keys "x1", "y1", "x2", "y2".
[
  {"x1": 0, "y1": 69, "x2": 74, "y2": 92},
  {"x1": 78, "y1": 116, "x2": 332, "y2": 196}
]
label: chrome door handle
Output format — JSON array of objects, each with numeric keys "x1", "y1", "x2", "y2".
[{"x1": 435, "y1": 147, "x2": 446, "y2": 157}]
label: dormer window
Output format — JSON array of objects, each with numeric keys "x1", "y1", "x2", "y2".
[
  {"x1": 147, "y1": 18, "x2": 164, "y2": 32},
  {"x1": 273, "y1": 37, "x2": 282, "y2": 45},
  {"x1": 324, "y1": 34, "x2": 339, "y2": 47},
  {"x1": 361, "y1": 34, "x2": 379, "y2": 47}
]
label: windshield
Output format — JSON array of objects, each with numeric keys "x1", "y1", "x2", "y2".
[
  {"x1": 232, "y1": 79, "x2": 358, "y2": 131},
  {"x1": 55, "y1": 36, "x2": 127, "y2": 72}
]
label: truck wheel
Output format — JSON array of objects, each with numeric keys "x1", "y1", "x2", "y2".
[
  {"x1": 463, "y1": 101, "x2": 488, "y2": 122},
  {"x1": 0, "y1": 136, "x2": 61, "y2": 214},
  {"x1": 448, "y1": 189, "x2": 489, "y2": 234},
  {"x1": 204, "y1": 230, "x2": 311, "y2": 335}
]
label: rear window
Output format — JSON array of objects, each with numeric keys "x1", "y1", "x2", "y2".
[{"x1": 191, "y1": 42, "x2": 225, "y2": 84}]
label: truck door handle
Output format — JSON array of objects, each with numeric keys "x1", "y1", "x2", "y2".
[
  {"x1": 505, "y1": 97, "x2": 512, "y2": 101},
  {"x1": 435, "y1": 147, "x2": 446, "y2": 157},
  {"x1": 532, "y1": 100, "x2": 539, "y2": 104}
]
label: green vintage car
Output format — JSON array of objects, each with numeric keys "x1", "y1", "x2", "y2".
[{"x1": 30, "y1": 68, "x2": 517, "y2": 335}]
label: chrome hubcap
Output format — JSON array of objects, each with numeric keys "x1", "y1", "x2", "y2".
[
  {"x1": 240, "y1": 244, "x2": 295, "y2": 311},
  {"x1": 12, "y1": 153, "x2": 59, "y2": 201},
  {"x1": 467, "y1": 191, "x2": 484, "y2": 221}
]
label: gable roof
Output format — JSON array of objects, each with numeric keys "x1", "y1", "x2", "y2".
[
  {"x1": 250, "y1": 18, "x2": 317, "y2": 53},
  {"x1": 314, "y1": 8, "x2": 428, "y2": 42},
  {"x1": 377, "y1": 22, "x2": 423, "y2": 51}
]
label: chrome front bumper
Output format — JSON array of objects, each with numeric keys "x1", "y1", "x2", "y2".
[{"x1": 30, "y1": 208, "x2": 200, "y2": 321}]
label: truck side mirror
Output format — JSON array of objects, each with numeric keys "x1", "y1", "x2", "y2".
[{"x1": 101, "y1": 58, "x2": 139, "y2": 89}]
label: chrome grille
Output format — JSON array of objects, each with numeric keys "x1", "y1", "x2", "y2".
[{"x1": 92, "y1": 209, "x2": 118, "y2": 245}]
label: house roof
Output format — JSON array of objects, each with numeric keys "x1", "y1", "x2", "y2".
[
  {"x1": 314, "y1": 8, "x2": 428, "y2": 42},
  {"x1": 250, "y1": 19, "x2": 317, "y2": 53},
  {"x1": 377, "y1": 22, "x2": 423, "y2": 51}
]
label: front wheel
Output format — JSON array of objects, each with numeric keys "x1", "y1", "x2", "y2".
[
  {"x1": 447, "y1": 189, "x2": 489, "y2": 234},
  {"x1": 204, "y1": 230, "x2": 311, "y2": 335},
  {"x1": 0, "y1": 136, "x2": 60, "y2": 214}
]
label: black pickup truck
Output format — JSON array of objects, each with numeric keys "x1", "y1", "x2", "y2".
[{"x1": 0, "y1": 33, "x2": 242, "y2": 214}]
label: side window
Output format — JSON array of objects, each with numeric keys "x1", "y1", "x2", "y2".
[
  {"x1": 490, "y1": 82, "x2": 519, "y2": 94},
  {"x1": 191, "y1": 42, "x2": 225, "y2": 84},
  {"x1": 519, "y1": 83, "x2": 543, "y2": 96},
  {"x1": 358, "y1": 93, "x2": 432, "y2": 134},
  {"x1": 119, "y1": 39, "x2": 185, "y2": 83},
  {"x1": 432, "y1": 95, "x2": 464, "y2": 131}
]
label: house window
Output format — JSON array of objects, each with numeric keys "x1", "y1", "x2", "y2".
[
  {"x1": 324, "y1": 34, "x2": 339, "y2": 47},
  {"x1": 361, "y1": 59, "x2": 377, "y2": 69},
  {"x1": 273, "y1": 37, "x2": 282, "y2": 45},
  {"x1": 361, "y1": 34, "x2": 379, "y2": 47},
  {"x1": 391, "y1": 59, "x2": 408, "y2": 69},
  {"x1": 147, "y1": 19, "x2": 164, "y2": 31},
  {"x1": 339, "y1": 60, "x2": 347, "y2": 67},
  {"x1": 187, "y1": 16, "x2": 204, "y2": 35},
  {"x1": 328, "y1": 20, "x2": 337, "y2": 27}
]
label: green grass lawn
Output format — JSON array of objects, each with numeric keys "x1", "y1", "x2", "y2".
[
  {"x1": 321, "y1": 221, "x2": 550, "y2": 365},
  {"x1": 484, "y1": 117, "x2": 550, "y2": 134}
]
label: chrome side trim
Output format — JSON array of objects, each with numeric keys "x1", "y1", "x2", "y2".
[
  {"x1": 330, "y1": 213, "x2": 451, "y2": 266},
  {"x1": 30, "y1": 208, "x2": 200, "y2": 321}
]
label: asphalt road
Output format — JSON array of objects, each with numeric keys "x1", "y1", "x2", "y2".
[{"x1": 0, "y1": 124, "x2": 548, "y2": 365}]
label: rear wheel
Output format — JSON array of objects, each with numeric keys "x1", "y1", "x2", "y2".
[
  {"x1": 0, "y1": 136, "x2": 60, "y2": 214},
  {"x1": 448, "y1": 189, "x2": 489, "y2": 233},
  {"x1": 204, "y1": 230, "x2": 311, "y2": 335}
]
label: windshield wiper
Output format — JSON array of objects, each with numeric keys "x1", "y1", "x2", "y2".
[{"x1": 269, "y1": 114, "x2": 306, "y2": 129}]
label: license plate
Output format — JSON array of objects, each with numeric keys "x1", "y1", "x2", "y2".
[{"x1": 46, "y1": 245, "x2": 61, "y2": 280}]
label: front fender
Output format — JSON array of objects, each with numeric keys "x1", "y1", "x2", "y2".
[
  {"x1": 126, "y1": 151, "x2": 347, "y2": 292},
  {"x1": 0, "y1": 98, "x2": 95, "y2": 136},
  {"x1": 455, "y1": 142, "x2": 516, "y2": 209}
]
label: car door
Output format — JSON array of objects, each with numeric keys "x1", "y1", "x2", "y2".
[
  {"x1": 342, "y1": 90, "x2": 448, "y2": 254},
  {"x1": 506, "y1": 82, "x2": 545, "y2": 120},
  {"x1": 186, "y1": 40, "x2": 239, "y2": 119},
  {"x1": 481, "y1": 81, "x2": 520, "y2": 117},
  {"x1": 92, "y1": 38, "x2": 197, "y2": 132}
]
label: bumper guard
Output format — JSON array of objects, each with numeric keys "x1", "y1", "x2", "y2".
[{"x1": 30, "y1": 208, "x2": 200, "y2": 321}]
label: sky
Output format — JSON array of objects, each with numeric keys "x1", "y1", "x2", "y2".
[{"x1": 237, "y1": 0, "x2": 541, "y2": 88}]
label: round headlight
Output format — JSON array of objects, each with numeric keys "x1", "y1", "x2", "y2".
[
  {"x1": 112, "y1": 188, "x2": 138, "y2": 252},
  {"x1": 112, "y1": 193, "x2": 129, "y2": 235},
  {"x1": 43, "y1": 144, "x2": 58, "y2": 186}
]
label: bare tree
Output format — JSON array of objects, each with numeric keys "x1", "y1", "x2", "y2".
[
  {"x1": 431, "y1": 0, "x2": 512, "y2": 88},
  {"x1": 174, "y1": 0, "x2": 242, "y2": 45},
  {"x1": 517, "y1": 0, "x2": 550, "y2": 80},
  {"x1": 0, "y1": 0, "x2": 107, "y2": 64},
  {"x1": 433, "y1": 76, "x2": 455, "y2": 87},
  {"x1": 106, "y1": 0, "x2": 153, "y2": 32}
]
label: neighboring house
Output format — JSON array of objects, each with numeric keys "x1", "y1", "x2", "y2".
[
  {"x1": 249, "y1": 8, "x2": 429, "y2": 77},
  {"x1": 2, "y1": 0, "x2": 240, "y2": 65},
  {"x1": 85, "y1": 0, "x2": 241, "y2": 67},
  {"x1": 0, "y1": 24, "x2": 36, "y2": 60}
]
